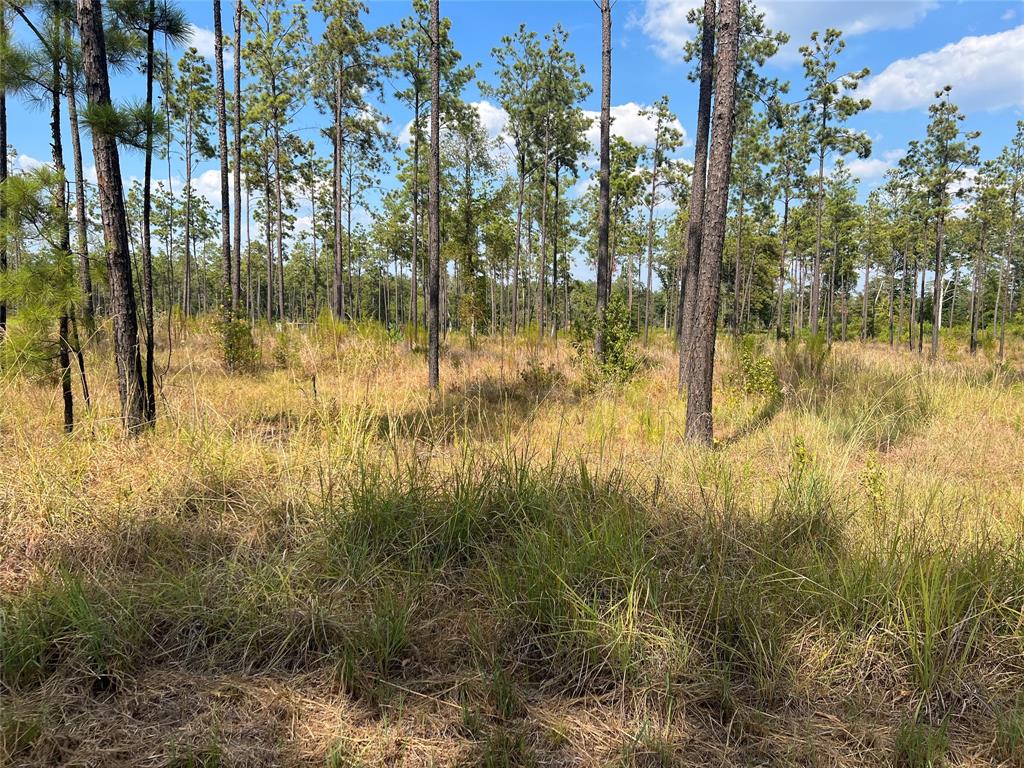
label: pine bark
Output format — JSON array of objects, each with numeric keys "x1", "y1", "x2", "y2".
[
  {"x1": 214, "y1": 0, "x2": 231, "y2": 314},
  {"x1": 594, "y1": 0, "x2": 611, "y2": 358},
  {"x1": 426, "y1": 0, "x2": 441, "y2": 390},
  {"x1": 677, "y1": 0, "x2": 715, "y2": 387},
  {"x1": 684, "y1": 0, "x2": 741, "y2": 445},
  {"x1": 141, "y1": 3, "x2": 156, "y2": 423},
  {"x1": 77, "y1": 0, "x2": 148, "y2": 433},
  {"x1": 232, "y1": 0, "x2": 242, "y2": 312},
  {"x1": 65, "y1": 18, "x2": 95, "y2": 334}
]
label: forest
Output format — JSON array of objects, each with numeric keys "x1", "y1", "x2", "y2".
[{"x1": 1, "y1": 0, "x2": 1023, "y2": 765}]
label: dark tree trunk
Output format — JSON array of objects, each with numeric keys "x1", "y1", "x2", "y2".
[
  {"x1": 511, "y1": 160, "x2": 525, "y2": 334},
  {"x1": 970, "y1": 224, "x2": 984, "y2": 355},
  {"x1": 931, "y1": 210, "x2": 945, "y2": 357},
  {"x1": 214, "y1": 0, "x2": 231, "y2": 315},
  {"x1": 811, "y1": 142, "x2": 825, "y2": 336},
  {"x1": 0, "y1": 14, "x2": 7, "y2": 336},
  {"x1": 139, "y1": 5, "x2": 157, "y2": 425},
  {"x1": 50, "y1": 43, "x2": 75, "y2": 431},
  {"x1": 77, "y1": 0, "x2": 148, "y2": 433},
  {"x1": 427, "y1": 0, "x2": 441, "y2": 390},
  {"x1": 684, "y1": 0, "x2": 741, "y2": 445},
  {"x1": 232, "y1": 0, "x2": 242, "y2": 312},
  {"x1": 333, "y1": 58, "x2": 344, "y2": 318},
  {"x1": 594, "y1": 0, "x2": 611, "y2": 358},
  {"x1": 775, "y1": 196, "x2": 789, "y2": 338},
  {"x1": 678, "y1": 0, "x2": 715, "y2": 388},
  {"x1": 410, "y1": 93, "x2": 420, "y2": 343}
]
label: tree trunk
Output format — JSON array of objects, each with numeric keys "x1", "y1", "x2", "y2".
[
  {"x1": 232, "y1": 0, "x2": 242, "y2": 313},
  {"x1": 51, "y1": 43, "x2": 75, "y2": 431},
  {"x1": 775, "y1": 196, "x2": 789, "y2": 338},
  {"x1": 214, "y1": 0, "x2": 231, "y2": 314},
  {"x1": 511, "y1": 160, "x2": 525, "y2": 335},
  {"x1": 678, "y1": 0, "x2": 715, "y2": 386},
  {"x1": 970, "y1": 224, "x2": 984, "y2": 355},
  {"x1": 141, "y1": 5, "x2": 156, "y2": 423},
  {"x1": 183, "y1": 124, "x2": 193, "y2": 316},
  {"x1": 684, "y1": 0, "x2": 740, "y2": 445},
  {"x1": 274, "y1": 122, "x2": 285, "y2": 321},
  {"x1": 811, "y1": 136, "x2": 825, "y2": 336},
  {"x1": 410, "y1": 92, "x2": 420, "y2": 343},
  {"x1": 643, "y1": 133, "x2": 658, "y2": 347},
  {"x1": 426, "y1": 0, "x2": 441, "y2": 390},
  {"x1": 594, "y1": 0, "x2": 612, "y2": 358},
  {"x1": 861, "y1": 258, "x2": 871, "y2": 340},
  {"x1": 931, "y1": 210, "x2": 945, "y2": 357},
  {"x1": 65, "y1": 19, "x2": 94, "y2": 335},
  {"x1": 333, "y1": 57, "x2": 344, "y2": 319},
  {"x1": 0, "y1": 14, "x2": 6, "y2": 337},
  {"x1": 77, "y1": 0, "x2": 148, "y2": 433}
]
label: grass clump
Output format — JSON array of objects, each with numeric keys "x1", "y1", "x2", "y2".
[{"x1": 893, "y1": 719, "x2": 948, "y2": 767}]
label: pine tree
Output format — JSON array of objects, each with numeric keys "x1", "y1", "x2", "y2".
[
  {"x1": 684, "y1": 0, "x2": 741, "y2": 445},
  {"x1": 910, "y1": 86, "x2": 979, "y2": 358},
  {"x1": 77, "y1": 0, "x2": 148, "y2": 433},
  {"x1": 593, "y1": 0, "x2": 612, "y2": 358},
  {"x1": 800, "y1": 28, "x2": 870, "y2": 338}
]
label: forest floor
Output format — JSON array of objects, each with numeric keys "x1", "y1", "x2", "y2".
[{"x1": 3, "y1": 320, "x2": 1024, "y2": 767}]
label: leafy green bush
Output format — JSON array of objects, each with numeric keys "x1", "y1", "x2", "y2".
[{"x1": 571, "y1": 293, "x2": 640, "y2": 384}]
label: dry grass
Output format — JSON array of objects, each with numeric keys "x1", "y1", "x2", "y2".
[{"x1": 2, "y1": 319, "x2": 1024, "y2": 767}]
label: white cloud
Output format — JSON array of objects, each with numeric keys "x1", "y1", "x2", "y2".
[
  {"x1": 861, "y1": 25, "x2": 1024, "y2": 111},
  {"x1": 1003, "y1": 8, "x2": 1017, "y2": 22},
  {"x1": 845, "y1": 149, "x2": 906, "y2": 182},
  {"x1": 582, "y1": 102, "x2": 687, "y2": 150},
  {"x1": 188, "y1": 25, "x2": 234, "y2": 68},
  {"x1": 474, "y1": 100, "x2": 509, "y2": 140},
  {"x1": 633, "y1": 0, "x2": 936, "y2": 63},
  {"x1": 398, "y1": 100, "x2": 509, "y2": 146},
  {"x1": 13, "y1": 154, "x2": 45, "y2": 172}
]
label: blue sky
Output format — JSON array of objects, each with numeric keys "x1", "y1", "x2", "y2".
[{"x1": 8, "y1": 0, "x2": 1024, "y2": 243}]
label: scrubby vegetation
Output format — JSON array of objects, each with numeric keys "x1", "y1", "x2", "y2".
[{"x1": 3, "y1": 325, "x2": 1024, "y2": 766}]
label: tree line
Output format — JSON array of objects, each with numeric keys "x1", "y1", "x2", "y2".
[{"x1": 0, "y1": 0, "x2": 1020, "y2": 444}]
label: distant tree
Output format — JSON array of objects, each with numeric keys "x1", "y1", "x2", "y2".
[
  {"x1": 909, "y1": 86, "x2": 979, "y2": 358},
  {"x1": 639, "y1": 96, "x2": 683, "y2": 347},
  {"x1": 481, "y1": 24, "x2": 541, "y2": 335},
  {"x1": 244, "y1": 0, "x2": 309, "y2": 320},
  {"x1": 770, "y1": 101, "x2": 810, "y2": 338},
  {"x1": 800, "y1": 28, "x2": 870, "y2": 338},
  {"x1": 996, "y1": 121, "x2": 1023, "y2": 360},
  {"x1": 169, "y1": 46, "x2": 214, "y2": 316}
]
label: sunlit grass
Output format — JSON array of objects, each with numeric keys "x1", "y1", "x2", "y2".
[{"x1": 2, "y1": 319, "x2": 1023, "y2": 765}]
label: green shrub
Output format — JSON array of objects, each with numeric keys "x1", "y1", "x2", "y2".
[{"x1": 220, "y1": 318, "x2": 260, "y2": 373}]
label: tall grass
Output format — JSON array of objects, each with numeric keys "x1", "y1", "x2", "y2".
[{"x1": 2, "y1": 327, "x2": 1023, "y2": 765}]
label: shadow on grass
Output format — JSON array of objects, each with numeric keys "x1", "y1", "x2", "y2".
[{"x1": 375, "y1": 366, "x2": 576, "y2": 444}]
